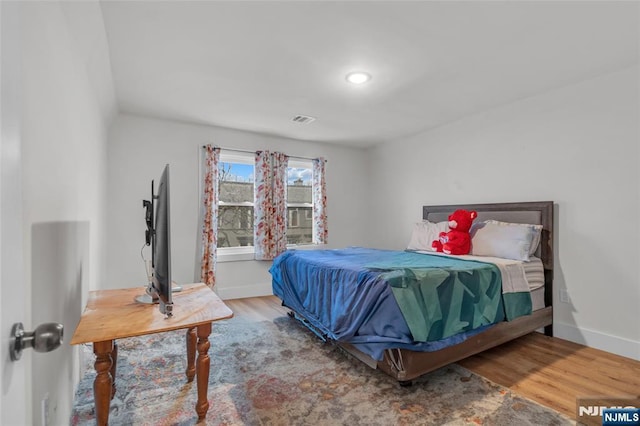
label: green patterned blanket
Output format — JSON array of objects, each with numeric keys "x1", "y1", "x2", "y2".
[{"x1": 367, "y1": 251, "x2": 532, "y2": 342}]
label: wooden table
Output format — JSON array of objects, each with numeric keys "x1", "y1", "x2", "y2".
[{"x1": 70, "y1": 283, "x2": 233, "y2": 425}]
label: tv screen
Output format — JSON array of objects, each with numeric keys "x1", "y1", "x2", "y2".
[{"x1": 153, "y1": 164, "x2": 173, "y2": 316}]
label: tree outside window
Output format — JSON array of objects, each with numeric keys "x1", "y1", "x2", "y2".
[{"x1": 218, "y1": 159, "x2": 254, "y2": 248}]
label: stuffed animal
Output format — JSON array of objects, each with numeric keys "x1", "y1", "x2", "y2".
[{"x1": 431, "y1": 209, "x2": 478, "y2": 255}]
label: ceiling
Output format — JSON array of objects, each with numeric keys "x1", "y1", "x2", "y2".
[{"x1": 99, "y1": 1, "x2": 639, "y2": 148}]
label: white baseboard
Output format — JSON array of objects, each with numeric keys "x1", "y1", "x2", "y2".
[
  {"x1": 553, "y1": 322, "x2": 640, "y2": 361},
  {"x1": 216, "y1": 281, "x2": 273, "y2": 301}
]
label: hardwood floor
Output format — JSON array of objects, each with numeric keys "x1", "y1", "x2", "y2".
[
  {"x1": 224, "y1": 295, "x2": 640, "y2": 421},
  {"x1": 458, "y1": 332, "x2": 640, "y2": 420}
]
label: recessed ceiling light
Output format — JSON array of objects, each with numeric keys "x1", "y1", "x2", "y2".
[{"x1": 346, "y1": 71, "x2": 372, "y2": 85}]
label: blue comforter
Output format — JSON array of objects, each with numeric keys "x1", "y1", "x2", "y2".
[{"x1": 270, "y1": 247, "x2": 524, "y2": 361}]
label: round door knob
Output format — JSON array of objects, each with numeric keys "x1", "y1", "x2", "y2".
[{"x1": 10, "y1": 322, "x2": 64, "y2": 361}]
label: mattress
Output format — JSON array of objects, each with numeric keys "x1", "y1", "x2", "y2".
[
  {"x1": 530, "y1": 285, "x2": 545, "y2": 311},
  {"x1": 523, "y1": 257, "x2": 544, "y2": 291}
]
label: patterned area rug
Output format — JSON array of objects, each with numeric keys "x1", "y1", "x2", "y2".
[{"x1": 71, "y1": 315, "x2": 572, "y2": 425}]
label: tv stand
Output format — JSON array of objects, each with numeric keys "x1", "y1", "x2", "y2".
[
  {"x1": 70, "y1": 283, "x2": 233, "y2": 425},
  {"x1": 134, "y1": 281, "x2": 183, "y2": 305},
  {"x1": 133, "y1": 293, "x2": 157, "y2": 304}
]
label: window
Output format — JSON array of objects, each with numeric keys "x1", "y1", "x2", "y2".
[
  {"x1": 218, "y1": 153, "x2": 254, "y2": 249},
  {"x1": 286, "y1": 159, "x2": 313, "y2": 245},
  {"x1": 212, "y1": 151, "x2": 321, "y2": 259}
]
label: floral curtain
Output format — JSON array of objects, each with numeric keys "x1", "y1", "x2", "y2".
[
  {"x1": 312, "y1": 157, "x2": 328, "y2": 244},
  {"x1": 254, "y1": 151, "x2": 289, "y2": 260},
  {"x1": 254, "y1": 150, "x2": 273, "y2": 260},
  {"x1": 200, "y1": 145, "x2": 220, "y2": 288},
  {"x1": 272, "y1": 152, "x2": 289, "y2": 256}
]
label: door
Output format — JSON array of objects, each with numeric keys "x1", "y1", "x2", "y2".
[{"x1": 1, "y1": 1, "x2": 28, "y2": 424}]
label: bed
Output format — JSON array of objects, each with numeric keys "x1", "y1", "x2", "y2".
[{"x1": 270, "y1": 201, "x2": 553, "y2": 383}]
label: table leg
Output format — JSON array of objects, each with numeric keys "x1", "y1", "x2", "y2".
[
  {"x1": 185, "y1": 327, "x2": 196, "y2": 382},
  {"x1": 195, "y1": 322, "x2": 212, "y2": 420},
  {"x1": 110, "y1": 342, "x2": 118, "y2": 399},
  {"x1": 93, "y1": 340, "x2": 114, "y2": 426}
]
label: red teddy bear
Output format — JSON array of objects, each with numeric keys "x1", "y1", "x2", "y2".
[{"x1": 431, "y1": 209, "x2": 478, "y2": 255}]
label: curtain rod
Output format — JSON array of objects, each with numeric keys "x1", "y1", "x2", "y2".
[{"x1": 201, "y1": 145, "x2": 327, "y2": 162}]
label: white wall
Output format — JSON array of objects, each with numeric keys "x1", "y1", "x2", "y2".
[
  {"x1": 20, "y1": 1, "x2": 116, "y2": 424},
  {"x1": 366, "y1": 66, "x2": 640, "y2": 360},
  {"x1": 106, "y1": 113, "x2": 369, "y2": 298}
]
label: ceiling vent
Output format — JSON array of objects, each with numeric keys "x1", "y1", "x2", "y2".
[{"x1": 291, "y1": 114, "x2": 316, "y2": 124}]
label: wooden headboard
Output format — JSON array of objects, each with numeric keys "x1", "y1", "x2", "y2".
[{"x1": 423, "y1": 201, "x2": 554, "y2": 310}]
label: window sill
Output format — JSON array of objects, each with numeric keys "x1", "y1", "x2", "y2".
[
  {"x1": 217, "y1": 247, "x2": 255, "y2": 262},
  {"x1": 286, "y1": 243, "x2": 319, "y2": 250},
  {"x1": 217, "y1": 243, "x2": 326, "y2": 262}
]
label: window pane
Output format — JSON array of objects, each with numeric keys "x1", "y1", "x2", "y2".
[
  {"x1": 289, "y1": 210, "x2": 299, "y2": 227},
  {"x1": 287, "y1": 167, "x2": 312, "y2": 204},
  {"x1": 286, "y1": 165, "x2": 313, "y2": 245},
  {"x1": 287, "y1": 207, "x2": 312, "y2": 244},
  {"x1": 218, "y1": 206, "x2": 254, "y2": 247},
  {"x1": 219, "y1": 162, "x2": 254, "y2": 203}
]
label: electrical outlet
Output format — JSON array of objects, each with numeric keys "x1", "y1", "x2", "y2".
[
  {"x1": 559, "y1": 289, "x2": 570, "y2": 304},
  {"x1": 51, "y1": 399, "x2": 58, "y2": 426},
  {"x1": 41, "y1": 393, "x2": 49, "y2": 426}
]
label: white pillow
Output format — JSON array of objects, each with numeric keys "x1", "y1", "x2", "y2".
[
  {"x1": 470, "y1": 220, "x2": 543, "y2": 261},
  {"x1": 407, "y1": 220, "x2": 449, "y2": 251}
]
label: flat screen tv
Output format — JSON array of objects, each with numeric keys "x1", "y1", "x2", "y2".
[{"x1": 139, "y1": 164, "x2": 173, "y2": 317}]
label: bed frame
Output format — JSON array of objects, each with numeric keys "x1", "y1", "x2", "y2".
[{"x1": 290, "y1": 201, "x2": 554, "y2": 384}]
